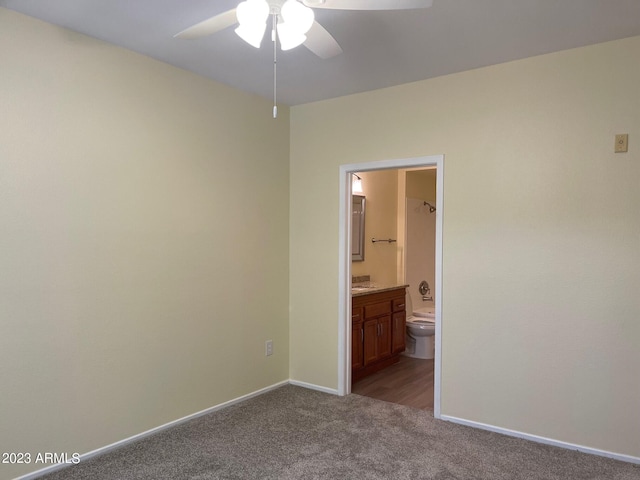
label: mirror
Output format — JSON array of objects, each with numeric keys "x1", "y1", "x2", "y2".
[{"x1": 352, "y1": 195, "x2": 366, "y2": 261}]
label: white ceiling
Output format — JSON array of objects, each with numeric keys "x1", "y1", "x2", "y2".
[{"x1": 2, "y1": 0, "x2": 640, "y2": 105}]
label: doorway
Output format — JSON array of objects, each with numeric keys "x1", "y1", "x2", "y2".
[{"x1": 338, "y1": 155, "x2": 444, "y2": 418}]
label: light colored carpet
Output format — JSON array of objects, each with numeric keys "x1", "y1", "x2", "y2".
[{"x1": 39, "y1": 385, "x2": 639, "y2": 479}]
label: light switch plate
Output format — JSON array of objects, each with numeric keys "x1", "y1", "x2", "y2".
[{"x1": 615, "y1": 134, "x2": 628, "y2": 153}]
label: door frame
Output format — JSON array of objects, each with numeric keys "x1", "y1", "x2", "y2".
[{"x1": 338, "y1": 155, "x2": 444, "y2": 419}]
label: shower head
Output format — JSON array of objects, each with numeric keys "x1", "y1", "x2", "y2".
[{"x1": 423, "y1": 201, "x2": 436, "y2": 213}]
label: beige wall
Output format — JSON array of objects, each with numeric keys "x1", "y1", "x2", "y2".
[
  {"x1": 290, "y1": 36, "x2": 640, "y2": 458},
  {"x1": 0, "y1": 9, "x2": 290, "y2": 479},
  {"x1": 351, "y1": 170, "x2": 398, "y2": 284}
]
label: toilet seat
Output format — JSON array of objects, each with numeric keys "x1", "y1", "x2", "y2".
[
  {"x1": 413, "y1": 306, "x2": 435, "y2": 318},
  {"x1": 409, "y1": 319, "x2": 434, "y2": 325},
  {"x1": 406, "y1": 316, "x2": 435, "y2": 331}
]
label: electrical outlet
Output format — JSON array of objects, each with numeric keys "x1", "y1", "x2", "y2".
[
  {"x1": 615, "y1": 134, "x2": 628, "y2": 153},
  {"x1": 265, "y1": 340, "x2": 273, "y2": 356}
]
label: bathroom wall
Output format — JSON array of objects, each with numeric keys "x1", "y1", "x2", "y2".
[
  {"x1": 290, "y1": 35, "x2": 640, "y2": 459},
  {"x1": 0, "y1": 9, "x2": 290, "y2": 479},
  {"x1": 406, "y1": 168, "x2": 437, "y2": 202},
  {"x1": 405, "y1": 170, "x2": 437, "y2": 311},
  {"x1": 350, "y1": 169, "x2": 399, "y2": 285},
  {"x1": 405, "y1": 197, "x2": 436, "y2": 311}
]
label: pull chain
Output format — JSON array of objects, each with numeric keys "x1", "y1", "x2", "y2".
[{"x1": 272, "y1": 12, "x2": 278, "y2": 119}]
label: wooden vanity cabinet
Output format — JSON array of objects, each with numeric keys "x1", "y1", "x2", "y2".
[
  {"x1": 352, "y1": 287, "x2": 406, "y2": 383},
  {"x1": 351, "y1": 306, "x2": 364, "y2": 371},
  {"x1": 391, "y1": 296, "x2": 406, "y2": 355}
]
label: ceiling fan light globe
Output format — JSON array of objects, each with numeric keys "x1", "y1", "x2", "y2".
[
  {"x1": 235, "y1": 23, "x2": 266, "y2": 48},
  {"x1": 280, "y1": 34, "x2": 307, "y2": 51},
  {"x1": 236, "y1": 0, "x2": 269, "y2": 26},
  {"x1": 281, "y1": 0, "x2": 315, "y2": 34},
  {"x1": 277, "y1": 22, "x2": 306, "y2": 50}
]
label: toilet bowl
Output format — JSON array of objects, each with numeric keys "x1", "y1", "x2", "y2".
[{"x1": 404, "y1": 295, "x2": 436, "y2": 359}]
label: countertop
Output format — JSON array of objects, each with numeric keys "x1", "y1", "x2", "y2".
[{"x1": 351, "y1": 284, "x2": 409, "y2": 297}]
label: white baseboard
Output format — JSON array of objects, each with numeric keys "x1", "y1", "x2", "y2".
[
  {"x1": 14, "y1": 380, "x2": 290, "y2": 480},
  {"x1": 440, "y1": 414, "x2": 640, "y2": 465},
  {"x1": 288, "y1": 379, "x2": 339, "y2": 395}
]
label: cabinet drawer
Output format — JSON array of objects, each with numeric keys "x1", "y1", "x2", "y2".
[
  {"x1": 392, "y1": 298, "x2": 406, "y2": 312},
  {"x1": 352, "y1": 306, "x2": 363, "y2": 323},
  {"x1": 364, "y1": 301, "x2": 391, "y2": 319}
]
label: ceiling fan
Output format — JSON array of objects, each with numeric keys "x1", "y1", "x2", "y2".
[{"x1": 175, "y1": 0, "x2": 434, "y2": 59}]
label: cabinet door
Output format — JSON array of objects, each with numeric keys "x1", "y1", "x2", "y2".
[
  {"x1": 352, "y1": 306, "x2": 363, "y2": 324},
  {"x1": 363, "y1": 319, "x2": 379, "y2": 366},
  {"x1": 391, "y1": 311, "x2": 406, "y2": 354},
  {"x1": 377, "y1": 315, "x2": 392, "y2": 359},
  {"x1": 351, "y1": 322, "x2": 363, "y2": 370}
]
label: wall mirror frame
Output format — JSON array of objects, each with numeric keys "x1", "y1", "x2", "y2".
[{"x1": 352, "y1": 195, "x2": 366, "y2": 261}]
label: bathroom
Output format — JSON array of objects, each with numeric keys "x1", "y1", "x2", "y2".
[{"x1": 350, "y1": 167, "x2": 437, "y2": 410}]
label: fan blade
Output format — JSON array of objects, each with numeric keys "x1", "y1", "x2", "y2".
[
  {"x1": 174, "y1": 9, "x2": 238, "y2": 39},
  {"x1": 303, "y1": 21, "x2": 343, "y2": 59},
  {"x1": 303, "y1": 0, "x2": 432, "y2": 10}
]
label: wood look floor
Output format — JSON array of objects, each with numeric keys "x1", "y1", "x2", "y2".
[{"x1": 351, "y1": 356, "x2": 434, "y2": 411}]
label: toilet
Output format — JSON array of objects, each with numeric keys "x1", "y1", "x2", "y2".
[{"x1": 404, "y1": 293, "x2": 436, "y2": 359}]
